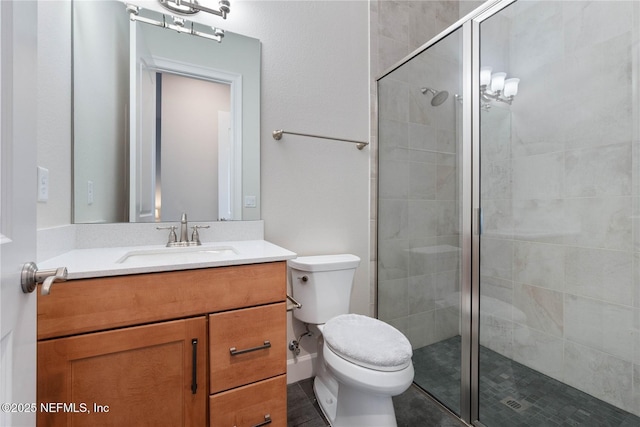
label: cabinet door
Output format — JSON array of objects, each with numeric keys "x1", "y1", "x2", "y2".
[
  {"x1": 210, "y1": 303, "x2": 286, "y2": 393},
  {"x1": 38, "y1": 317, "x2": 207, "y2": 427}
]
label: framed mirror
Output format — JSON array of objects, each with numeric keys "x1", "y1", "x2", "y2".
[{"x1": 72, "y1": 0, "x2": 260, "y2": 223}]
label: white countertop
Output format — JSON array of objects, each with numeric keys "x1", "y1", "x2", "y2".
[{"x1": 38, "y1": 240, "x2": 297, "y2": 280}]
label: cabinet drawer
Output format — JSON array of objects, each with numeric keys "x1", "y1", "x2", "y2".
[
  {"x1": 210, "y1": 375, "x2": 286, "y2": 427},
  {"x1": 210, "y1": 303, "x2": 286, "y2": 393},
  {"x1": 38, "y1": 262, "x2": 286, "y2": 339}
]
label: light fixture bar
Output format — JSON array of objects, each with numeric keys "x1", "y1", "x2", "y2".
[
  {"x1": 127, "y1": 4, "x2": 224, "y2": 43},
  {"x1": 158, "y1": 0, "x2": 230, "y2": 19}
]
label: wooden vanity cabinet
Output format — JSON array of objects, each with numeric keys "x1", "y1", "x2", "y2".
[
  {"x1": 37, "y1": 317, "x2": 207, "y2": 427},
  {"x1": 37, "y1": 262, "x2": 287, "y2": 427}
]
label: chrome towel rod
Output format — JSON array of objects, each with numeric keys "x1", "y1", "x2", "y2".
[{"x1": 272, "y1": 129, "x2": 368, "y2": 150}]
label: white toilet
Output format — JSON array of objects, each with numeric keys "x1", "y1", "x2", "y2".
[{"x1": 289, "y1": 254, "x2": 414, "y2": 427}]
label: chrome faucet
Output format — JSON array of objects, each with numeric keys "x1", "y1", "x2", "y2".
[
  {"x1": 179, "y1": 213, "x2": 189, "y2": 243},
  {"x1": 157, "y1": 213, "x2": 210, "y2": 247}
]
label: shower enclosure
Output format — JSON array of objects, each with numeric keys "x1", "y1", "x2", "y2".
[{"x1": 377, "y1": 0, "x2": 640, "y2": 425}]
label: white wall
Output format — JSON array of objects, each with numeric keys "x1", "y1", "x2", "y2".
[
  {"x1": 227, "y1": 0, "x2": 371, "y2": 366},
  {"x1": 37, "y1": 0, "x2": 370, "y2": 373}
]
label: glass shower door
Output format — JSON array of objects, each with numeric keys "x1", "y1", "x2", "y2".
[
  {"x1": 377, "y1": 27, "x2": 465, "y2": 416},
  {"x1": 477, "y1": 0, "x2": 640, "y2": 425}
]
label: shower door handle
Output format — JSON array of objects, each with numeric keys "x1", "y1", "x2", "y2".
[{"x1": 474, "y1": 208, "x2": 483, "y2": 236}]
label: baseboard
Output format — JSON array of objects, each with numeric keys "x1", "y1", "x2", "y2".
[{"x1": 286, "y1": 353, "x2": 317, "y2": 384}]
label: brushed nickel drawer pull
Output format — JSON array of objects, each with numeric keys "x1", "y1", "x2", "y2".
[
  {"x1": 191, "y1": 339, "x2": 198, "y2": 394},
  {"x1": 251, "y1": 414, "x2": 272, "y2": 427},
  {"x1": 229, "y1": 340, "x2": 271, "y2": 356}
]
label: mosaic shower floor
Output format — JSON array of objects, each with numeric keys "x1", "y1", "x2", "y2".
[{"x1": 413, "y1": 336, "x2": 640, "y2": 426}]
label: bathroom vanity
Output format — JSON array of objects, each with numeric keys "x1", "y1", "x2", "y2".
[{"x1": 36, "y1": 240, "x2": 295, "y2": 427}]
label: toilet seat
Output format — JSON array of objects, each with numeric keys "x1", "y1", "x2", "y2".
[{"x1": 322, "y1": 314, "x2": 412, "y2": 372}]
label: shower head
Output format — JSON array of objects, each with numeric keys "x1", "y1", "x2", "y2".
[{"x1": 420, "y1": 87, "x2": 449, "y2": 106}]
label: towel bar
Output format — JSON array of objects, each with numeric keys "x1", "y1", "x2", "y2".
[{"x1": 273, "y1": 129, "x2": 368, "y2": 150}]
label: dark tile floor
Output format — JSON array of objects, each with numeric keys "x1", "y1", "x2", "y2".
[
  {"x1": 287, "y1": 377, "x2": 466, "y2": 427},
  {"x1": 413, "y1": 336, "x2": 640, "y2": 427}
]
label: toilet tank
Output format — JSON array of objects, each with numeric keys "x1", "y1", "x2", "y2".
[{"x1": 288, "y1": 254, "x2": 360, "y2": 324}]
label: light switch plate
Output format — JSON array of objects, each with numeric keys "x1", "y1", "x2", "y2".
[
  {"x1": 244, "y1": 195, "x2": 257, "y2": 208},
  {"x1": 87, "y1": 180, "x2": 94, "y2": 205},
  {"x1": 37, "y1": 166, "x2": 49, "y2": 202}
]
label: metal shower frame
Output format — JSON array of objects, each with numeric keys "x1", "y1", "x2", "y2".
[{"x1": 375, "y1": 0, "x2": 517, "y2": 425}]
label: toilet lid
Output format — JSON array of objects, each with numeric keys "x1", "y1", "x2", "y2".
[{"x1": 323, "y1": 314, "x2": 412, "y2": 372}]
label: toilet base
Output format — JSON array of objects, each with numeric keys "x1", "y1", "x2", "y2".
[
  {"x1": 314, "y1": 375, "x2": 398, "y2": 427},
  {"x1": 314, "y1": 376, "x2": 338, "y2": 423}
]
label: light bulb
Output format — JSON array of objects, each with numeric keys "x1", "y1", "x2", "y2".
[
  {"x1": 491, "y1": 72, "x2": 506, "y2": 93},
  {"x1": 503, "y1": 78, "x2": 520, "y2": 97},
  {"x1": 480, "y1": 66, "x2": 492, "y2": 87}
]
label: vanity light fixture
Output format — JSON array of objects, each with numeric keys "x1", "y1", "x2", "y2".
[
  {"x1": 480, "y1": 66, "x2": 520, "y2": 108},
  {"x1": 158, "y1": 0, "x2": 230, "y2": 19},
  {"x1": 127, "y1": 4, "x2": 225, "y2": 43}
]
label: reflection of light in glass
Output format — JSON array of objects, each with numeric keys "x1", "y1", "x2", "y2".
[
  {"x1": 490, "y1": 72, "x2": 506, "y2": 93},
  {"x1": 480, "y1": 66, "x2": 493, "y2": 86},
  {"x1": 480, "y1": 68, "x2": 520, "y2": 108},
  {"x1": 503, "y1": 78, "x2": 520, "y2": 98}
]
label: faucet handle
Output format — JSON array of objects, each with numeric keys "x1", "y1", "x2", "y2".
[
  {"x1": 157, "y1": 225, "x2": 178, "y2": 246},
  {"x1": 191, "y1": 225, "x2": 210, "y2": 245}
]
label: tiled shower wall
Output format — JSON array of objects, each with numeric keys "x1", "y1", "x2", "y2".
[
  {"x1": 376, "y1": 31, "x2": 463, "y2": 348},
  {"x1": 479, "y1": 1, "x2": 640, "y2": 416},
  {"x1": 370, "y1": 0, "x2": 483, "y2": 322}
]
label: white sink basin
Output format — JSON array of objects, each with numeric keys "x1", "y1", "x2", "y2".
[{"x1": 116, "y1": 245, "x2": 238, "y2": 264}]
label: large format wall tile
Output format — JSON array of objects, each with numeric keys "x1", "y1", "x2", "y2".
[
  {"x1": 564, "y1": 341, "x2": 634, "y2": 414},
  {"x1": 378, "y1": 238, "x2": 409, "y2": 281},
  {"x1": 564, "y1": 294, "x2": 634, "y2": 362},
  {"x1": 512, "y1": 199, "x2": 565, "y2": 244},
  {"x1": 564, "y1": 196, "x2": 632, "y2": 251},
  {"x1": 562, "y1": 0, "x2": 633, "y2": 53},
  {"x1": 378, "y1": 199, "x2": 409, "y2": 240},
  {"x1": 565, "y1": 247, "x2": 633, "y2": 305},
  {"x1": 512, "y1": 241, "x2": 564, "y2": 291},
  {"x1": 481, "y1": 159, "x2": 512, "y2": 201},
  {"x1": 564, "y1": 143, "x2": 632, "y2": 198},
  {"x1": 512, "y1": 152, "x2": 564, "y2": 200},
  {"x1": 513, "y1": 283, "x2": 564, "y2": 337},
  {"x1": 378, "y1": 278, "x2": 409, "y2": 321},
  {"x1": 512, "y1": 324, "x2": 564, "y2": 381},
  {"x1": 479, "y1": 313, "x2": 513, "y2": 359}
]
